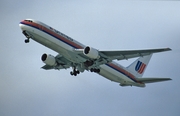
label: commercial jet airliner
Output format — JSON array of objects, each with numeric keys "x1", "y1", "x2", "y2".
[{"x1": 19, "y1": 19, "x2": 171, "y2": 87}]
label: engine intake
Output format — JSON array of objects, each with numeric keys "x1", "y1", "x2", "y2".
[
  {"x1": 83, "y1": 46, "x2": 100, "y2": 59},
  {"x1": 41, "y1": 54, "x2": 57, "y2": 66}
]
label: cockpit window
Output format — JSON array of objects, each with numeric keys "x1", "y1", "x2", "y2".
[{"x1": 24, "y1": 20, "x2": 33, "y2": 23}]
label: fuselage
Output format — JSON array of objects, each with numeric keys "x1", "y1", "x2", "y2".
[{"x1": 19, "y1": 19, "x2": 145, "y2": 87}]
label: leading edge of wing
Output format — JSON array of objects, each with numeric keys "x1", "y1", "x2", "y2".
[
  {"x1": 100, "y1": 48, "x2": 171, "y2": 60},
  {"x1": 136, "y1": 77, "x2": 172, "y2": 83}
]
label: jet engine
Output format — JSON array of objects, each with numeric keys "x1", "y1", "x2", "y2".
[
  {"x1": 41, "y1": 54, "x2": 57, "y2": 66},
  {"x1": 83, "y1": 46, "x2": 100, "y2": 59}
]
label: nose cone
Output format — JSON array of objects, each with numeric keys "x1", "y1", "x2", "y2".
[{"x1": 19, "y1": 20, "x2": 25, "y2": 31}]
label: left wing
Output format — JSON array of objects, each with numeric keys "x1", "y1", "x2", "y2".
[
  {"x1": 41, "y1": 54, "x2": 71, "y2": 70},
  {"x1": 41, "y1": 65, "x2": 54, "y2": 70},
  {"x1": 41, "y1": 64, "x2": 71, "y2": 70},
  {"x1": 99, "y1": 48, "x2": 171, "y2": 61}
]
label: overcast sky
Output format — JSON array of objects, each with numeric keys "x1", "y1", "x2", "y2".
[{"x1": 0, "y1": 0, "x2": 180, "y2": 116}]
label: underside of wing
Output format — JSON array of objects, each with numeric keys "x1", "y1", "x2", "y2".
[
  {"x1": 41, "y1": 64, "x2": 70, "y2": 70},
  {"x1": 41, "y1": 54, "x2": 71, "y2": 70},
  {"x1": 136, "y1": 77, "x2": 172, "y2": 83},
  {"x1": 100, "y1": 48, "x2": 171, "y2": 60},
  {"x1": 41, "y1": 65, "x2": 54, "y2": 70}
]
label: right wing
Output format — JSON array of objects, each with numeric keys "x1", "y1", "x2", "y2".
[
  {"x1": 73, "y1": 47, "x2": 171, "y2": 70},
  {"x1": 99, "y1": 48, "x2": 171, "y2": 61}
]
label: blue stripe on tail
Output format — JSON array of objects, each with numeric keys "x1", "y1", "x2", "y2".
[{"x1": 135, "y1": 61, "x2": 141, "y2": 71}]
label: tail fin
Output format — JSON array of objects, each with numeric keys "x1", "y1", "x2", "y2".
[{"x1": 127, "y1": 54, "x2": 152, "y2": 77}]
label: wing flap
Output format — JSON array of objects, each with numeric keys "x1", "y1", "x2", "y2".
[{"x1": 136, "y1": 78, "x2": 172, "y2": 83}]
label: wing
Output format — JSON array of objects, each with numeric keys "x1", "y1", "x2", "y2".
[
  {"x1": 136, "y1": 77, "x2": 172, "y2": 83},
  {"x1": 42, "y1": 48, "x2": 171, "y2": 71},
  {"x1": 41, "y1": 54, "x2": 71, "y2": 70},
  {"x1": 41, "y1": 64, "x2": 71, "y2": 70},
  {"x1": 41, "y1": 65, "x2": 54, "y2": 70},
  {"x1": 99, "y1": 48, "x2": 171, "y2": 61},
  {"x1": 73, "y1": 47, "x2": 171, "y2": 70}
]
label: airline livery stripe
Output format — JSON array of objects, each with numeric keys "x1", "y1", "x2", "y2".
[
  {"x1": 135, "y1": 61, "x2": 141, "y2": 71},
  {"x1": 106, "y1": 63, "x2": 138, "y2": 82},
  {"x1": 20, "y1": 21, "x2": 83, "y2": 49},
  {"x1": 135, "y1": 61, "x2": 146, "y2": 74},
  {"x1": 138, "y1": 63, "x2": 146, "y2": 74}
]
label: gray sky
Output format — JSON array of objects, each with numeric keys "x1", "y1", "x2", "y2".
[{"x1": 0, "y1": 0, "x2": 180, "y2": 116}]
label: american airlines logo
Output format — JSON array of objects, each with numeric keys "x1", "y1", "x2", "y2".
[{"x1": 135, "y1": 61, "x2": 146, "y2": 74}]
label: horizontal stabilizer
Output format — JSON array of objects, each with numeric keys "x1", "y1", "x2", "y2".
[{"x1": 136, "y1": 78, "x2": 172, "y2": 83}]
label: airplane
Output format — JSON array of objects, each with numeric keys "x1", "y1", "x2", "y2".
[{"x1": 19, "y1": 19, "x2": 172, "y2": 87}]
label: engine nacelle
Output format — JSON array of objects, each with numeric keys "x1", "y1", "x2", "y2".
[
  {"x1": 83, "y1": 46, "x2": 100, "y2": 59},
  {"x1": 41, "y1": 54, "x2": 57, "y2": 66}
]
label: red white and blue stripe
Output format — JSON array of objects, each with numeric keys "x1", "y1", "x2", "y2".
[
  {"x1": 20, "y1": 20, "x2": 84, "y2": 49},
  {"x1": 135, "y1": 61, "x2": 146, "y2": 74},
  {"x1": 106, "y1": 63, "x2": 139, "y2": 83}
]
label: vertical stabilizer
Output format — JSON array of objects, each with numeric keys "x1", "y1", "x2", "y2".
[{"x1": 127, "y1": 54, "x2": 152, "y2": 77}]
